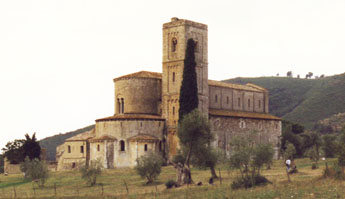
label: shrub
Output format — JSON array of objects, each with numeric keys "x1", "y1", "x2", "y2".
[
  {"x1": 79, "y1": 159, "x2": 103, "y2": 186},
  {"x1": 165, "y1": 179, "x2": 176, "y2": 189},
  {"x1": 135, "y1": 152, "x2": 163, "y2": 184},
  {"x1": 231, "y1": 175, "x2": 271, "y2": 189},
  {"x1": 322, "y1": 163, "x2": 345, "y2": 180},
  {"x1": 20, "y1": 157, "x2": 49, "y2": 187}
]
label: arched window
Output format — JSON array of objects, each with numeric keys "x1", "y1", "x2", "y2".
[
  {"x1": 144, "y1": 144, "x2": 148, "y2": 152},
  {"x1": 172, "y1": 72, "x2": 175, "y2": 82},
  {"x1": 68, "y1": 145, "x2": 71, "y2": 153},
  {"x1": 258, "y1": 100, "x2": 261, "y2": 109},
  {"x1": 248, "y1": 99, "x2": 251, "y2": 108},
  {"x1": 172, "y1": 38, "x2": 177, "y2": 52},
  {"x1": 72, "y1": 162, "x2": 76, "y2": 168},
  {"x1": 226, "y1": 96, "x2": 229, "y2": 104},
  {"x1": 238, "y1": 98, "x2": 241, "y2": 107},
  {"x1": 215, "y1": 95, "x2": 218, "y2": 103},
  {"x1": 120, "y1": 140, "x2": 125, "y2": 151},
  {"x1": 172, "y1": 106, "x2": 175, "y2": 116},
  {"x1": 121, "y1": 98, "x2": 124, "y2": 113},
  {"x1": 80, "y1": 146, "x2": 84, "y2": 153},
  {"x1": 97, "y1": 144, "x2": 100, "y2": 152},
  {"x1": 117, "y1": 98, "x2": 120, "y2": 113}
]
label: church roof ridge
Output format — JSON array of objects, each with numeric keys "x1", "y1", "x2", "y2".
[
  {"x1": 66, "y1": 129, "x2": 95, "y2": 141},
  {"x1": 96, "y1": 113, "x2": 165, "y2": 122},
  {"x1": 113, "y1": 71, "x2": 162, "y2": 82},
  {"x1": 208, "y1": 80, "x2": 263, "y2": 92},
  {"x1": 128, "y1": 134, "x2": 159, "y2": 142},
  {"x1": 209, "y1": 109, "x2": 281, "y2": 120}
]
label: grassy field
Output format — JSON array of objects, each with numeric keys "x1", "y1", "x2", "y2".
[{"x1": 1, "y1": 158, "x2": 345, "y2": 199}]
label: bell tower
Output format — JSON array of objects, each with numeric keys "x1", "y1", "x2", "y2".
[{"x1": 162, "y1": 17, "x2": 209, "y2": 158}]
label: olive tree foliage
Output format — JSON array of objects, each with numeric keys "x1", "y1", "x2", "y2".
[
  {"x1": 135, "y1": 152, "x2": 163, "y2": 184},
  {"x1": 79, "y1": 159, "x2": 103, "y2": 186},
  {"x1": 174, "y1": 109, "x2": 213, "y2": 185},
  {"x1": 229, "y1": 131, "x2": 274, "y2": 189},
  {"x1": 20, "y1": 157, "x2": 49, "y2": 187}
]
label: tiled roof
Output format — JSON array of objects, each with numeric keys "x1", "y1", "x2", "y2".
[
  {"x1": 113, "y1": 71, "x2": 162, "y2": 81},
  {"x1": 66, "y1": 129, "x2": 95, "y2": 141},
  {"x1": 128, "y1": 134, "x2": 159, "y2": 141},
  {"x1": 209, "y1": 109, "x2": 281, "y2": 120},
  {"x1": 89, "y1": 135, "x2": 117, "y2": 142},
  {"x1": 208, "y1": 80, "x2": 263, "y2": 92},
  {"x1": 96, "y1": 114, "x2": 165, "y2": 122}
]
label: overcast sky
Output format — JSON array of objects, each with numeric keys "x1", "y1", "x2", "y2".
[{"x1": 1, "y1": 0, "x2": 345, "y2": 150}]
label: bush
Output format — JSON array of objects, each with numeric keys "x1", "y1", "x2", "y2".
[
  {"x1": 135, "y1": 152, "x2": 163, "y2": 184},
  {"x1": 231, "y1": 175, "x2": 271, "y2": 189},
  {"x1": 165, "y1": 179, "x2": 176, "y2": 189},
  {"x1": 79, "y1": 159, "x2": 103, "y2": 186},
  {"x1": 20, "y1": 157, "x2": 49, "y2": 187},
  {"x1": 323, "y1": 163, "x2": 345, "y2": 180}
]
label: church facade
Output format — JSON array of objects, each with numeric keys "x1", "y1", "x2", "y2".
[{"x1": 56, "y1": 18, "x2": 281, "y2": 171}]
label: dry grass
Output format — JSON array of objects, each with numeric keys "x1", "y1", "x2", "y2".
[{"x1": 0, "y1": 158, "x2": 344, "y2": 198}]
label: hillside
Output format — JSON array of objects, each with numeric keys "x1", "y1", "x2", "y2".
[
  {"x1": 225, "y1": 73, "x2": 345, "y2": 129},
  {"x1": 39, "y1": 125, "x2": 94, "y2": 161}
]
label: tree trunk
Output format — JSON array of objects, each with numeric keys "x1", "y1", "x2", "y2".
[
  {"x1": 174, "y1": 162, "x2": 193, "y2": 186},
  {"x1": 210, "y1": 166, "x2": 218, "y2": 179}
]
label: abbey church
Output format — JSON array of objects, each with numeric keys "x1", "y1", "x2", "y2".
[{"x1": 56, "y1": 18, "x2": 281, "y2": 170}]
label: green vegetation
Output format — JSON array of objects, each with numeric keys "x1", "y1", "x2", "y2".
[
  {"x1": 20, "y1": 157, "x2": 49, "y2": 187},
  {"x1": 229, "y1": 131, "x2": 274, "y2": 189},
  {"x1": 176, "y1": 110, "x2": 214, "y2": 185},
  {"x1": 39, "y1": 125, "x2": 94, "y2": 161},
  {"x1": 225, "y1": 73, "x2": 345, "y2": 129},
  {"x1": 135, "y1": 152, "x2": 163, "y2": 184},
  {"x1": 179, "y1": 38, "x2": 198, "y2": 122},
  {"x1": 1, "y1": 158, "x2": 344, "y2": 198},
  {"x1": 2, "y1": 133, "x2": 41, "y2": 164},
  {"x1": 79, "y1": 159, "x2": 103, "y2": 186}
]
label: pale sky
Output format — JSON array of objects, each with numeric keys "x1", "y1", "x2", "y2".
[{"x1": 1, "y1": 0, "x2": 345, "y2": 150}]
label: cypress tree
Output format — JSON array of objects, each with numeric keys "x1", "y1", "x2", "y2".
[{"x1": 178, "y1": 38, "x2": 198, "y2": 122}]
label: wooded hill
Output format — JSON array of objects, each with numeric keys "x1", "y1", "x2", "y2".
[{"x1": 225, "y1": 72, "x2": 345, "y2": 130}]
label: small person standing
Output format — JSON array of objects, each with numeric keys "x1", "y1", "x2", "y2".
[{"x1": 285, "y1": 159, "x2": 291, "y2": 172}]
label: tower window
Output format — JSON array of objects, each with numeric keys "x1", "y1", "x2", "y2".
[
  {"x1": 97, "y1": 144, "x2": 100, "y2": 152},
  {"x1": 194, "y1": 41, "x2": 199, "y2": 53},
  {"x1": 121, "y1": 98, "x2": 124, "y2": 113},
  {"x1": 173, "y1": 106, "x2": 175, "y2": 115},
  {"x1": 120, "y1": 140, "x2": 125, "y2": 151},
  {"x1": 68, "y1": 145, "x2": 71, "y2": 153},
  {"x1": 159, "y1": 141, "x2": 162, "y2": 152},
  {"x1": 215, "y1": 95, "x2": 218, "y2": 103},
  {"x1": 172, "y1": 38, "x2": 177, "y2": 52},
  {"x1": 172, "y1": 72, "x2": 175, "y2": 82},
  {"x1": 144, "y1": 144, "x2": 148, "y2": 151}
]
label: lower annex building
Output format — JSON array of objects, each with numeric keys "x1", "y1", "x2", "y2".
[{"x1": 56, "y1": 18, "x2": 281, "y2": 171}]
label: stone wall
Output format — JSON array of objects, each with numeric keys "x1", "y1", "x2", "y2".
[
  {"x1": 209, "y1": 116, "x2": 281, "y2": 158},
  {"x1": 114, "y1": 78, "x2": 161, "y2": 115},
  {"x1": 93, "y1": 119, "x2": 164, "y2": 167},
  {"x1": 56, "y1": 141, "x2": 87, "y2": 171},
  {"x1": 209, "y1": 86, "x2": 265, "y2": 113},
  {"x1": 4, "y1": 158, "x2": 21, "y2": 174}
]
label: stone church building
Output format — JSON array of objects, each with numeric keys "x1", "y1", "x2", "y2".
[{"x1": 56, "y1": 18, "x2": 281, "y2": 171}]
